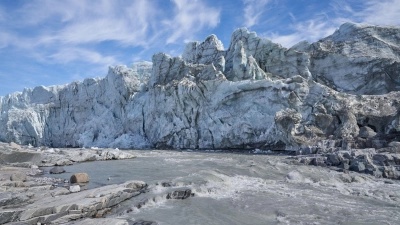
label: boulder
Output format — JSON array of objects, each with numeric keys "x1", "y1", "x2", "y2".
[
  {"x1": 166, "y1": 189, "x2": 193, "y2": 200},
  {"x1": 124, "y1": 181, "x2": 147, "y2": 190},
  {"x1": 70, "y1": 173, "x2": 89, "y2": 183},
  {"x1": 311, "y1": 157, "x2": 327, "y2": 167},
  {"x1": 55, "y1": 159, "x2": 73, "y2": 166},
  {"x1": 373, "y1": 154, "x2": 391, "y2": 164},
  {"x1": 10, "y1": 173, "x2": 27, "y2": 182},
  {"x1": 382, "y1": 166, "x2": 400, "y2": 179},
  {"x1": 69, "y1": 185, "x2": 81, "y2": 193},
  {"x1": 286, "y1": 170, "x2": 304, "y2": 182},
  {"x1": 133, "y1": 219, "x2": 159, "y2": 225},
  {"x1": 50, "y1": 166, "x2": 65, "y2": 174},
  {"x1": 364, "y1": 165, "x2": 383, "y2": 178},
  {"x1": 349, "y1": 160, "x2": 365, "y2": 172},
  {"x1": 327, "y1": 154, "x2": 341, "y2": 166},
  {"x1": 160, "y1": 181, "x2": 173, "y2": 187}
]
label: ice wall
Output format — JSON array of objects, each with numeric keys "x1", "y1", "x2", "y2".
[{"x1": 1, "y1": 23, "x2": 400, "y2": 150}]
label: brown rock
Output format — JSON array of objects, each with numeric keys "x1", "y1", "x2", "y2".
[{"x1": 70, "y1": 173, "x2": 89, "y2": 183}]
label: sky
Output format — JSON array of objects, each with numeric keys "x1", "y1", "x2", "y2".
[{"x1": 1, "y1": 0, "x2": 400, "y2": 96}]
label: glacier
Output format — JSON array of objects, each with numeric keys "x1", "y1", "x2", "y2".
[{"x1": 1, "y1": 22, "x2": 400, "y2": 151}]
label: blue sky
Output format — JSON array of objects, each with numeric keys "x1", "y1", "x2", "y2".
[{"x1": 1, "y1": 0, "x2": 400, "y2": 96}]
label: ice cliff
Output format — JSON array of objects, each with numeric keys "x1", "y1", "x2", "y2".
[{"x1": 1, "y1": 22, "x2": 400, "y2": 151}]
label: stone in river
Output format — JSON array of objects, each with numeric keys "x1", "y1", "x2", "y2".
[
  {"x1": 50, "y1": 166, "x2": 65, "y2": 174},
  {"x1": 70, "y1": 173, "x2": 89, "y2": 183}
]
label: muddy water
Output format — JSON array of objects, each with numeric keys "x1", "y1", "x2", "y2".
[{"x1": 43, "y1": 150, "x2": 400, "y2": 224}]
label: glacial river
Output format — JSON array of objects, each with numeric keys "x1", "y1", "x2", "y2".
[{"x1": 43, "y1": 150, "x2": 400, "y2": 225}]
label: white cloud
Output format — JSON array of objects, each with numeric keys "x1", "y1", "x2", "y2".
[
  {"x1": 292, "y1": 20, "x2": 337, "y2": 42},
  {"x1": 264, "y1": 19, "x2": 337, "y2": 48},
  {"x1": 262, "y1": 0, "x2": 400, "y2": 48},
  {"x1": 164, "y1": 0, "x2": 221, "y2": 44},
  {"x1": 20, "y1": 0, "x2": 85, "y2": 24},
  {"x1": 329, "y1": 0, "x2": 354, "y2": 14},
  {"x1": 357, "y1": 0, "x2": 400, "y2": 26},
  {"x1": 20, "y1": 0, "x2": 155, "y2": 47},
  {"x1": 267, "y1": 32, "x2": 303, "y2": 48},
  {"x1": 49, "y1": 48, "x2": 117, "y2": 66},
  {"x1": 328, "y1": 0, "x2": 400, "y2": 26},
  {"x1": 2, "y1": 0, "x2": 221, "y2": 58},
  {"x1": 242, "y1": 0, "x2": 271, "y2": 28}
]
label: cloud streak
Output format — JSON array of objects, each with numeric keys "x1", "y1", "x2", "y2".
[
  {"x1": 164, "y1": 0, "x2": 221, "y2": 44},
  {"x1": 265, "y1": 19, "x2": 337, "y2": 48},
  {"x1": 263, "y1": 0, "x2": 400, "y2": 48},
  {"x1": 21, "y1": 0, "x2": 155, "y2": 47},
  {"x1": 357, "y1": 0, "x2": 400, "y2": 26},
  {"x1": 2, "y1": 0, "x2": 222, "y2": 64},
  {"x1": 242, "y1": 0, "x2": 271, "y2": 28},
  {"x1": 49, "y1": 48, "x2": 117, "y2": 65}
]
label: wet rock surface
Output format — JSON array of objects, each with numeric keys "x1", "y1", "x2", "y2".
[
  {"x1": 131, "y1": 219, "x2": 159, "y2": 225},
  {"x1": 0, "y1": 175, "x2": 147, "y2": 224},
  {"x1": 166, "y1": 189, "x2": 193, "y2": 200},
  {"x1": 50, "y1": 166, "x2": 65, "y2": 174},
  {"x1": 293, "y1": 147, "x2": 400, "y2": 179}
]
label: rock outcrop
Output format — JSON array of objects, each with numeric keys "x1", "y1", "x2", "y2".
[
  {"x1": 0, "y1": 142, "x2": 136, "y2": 168},
  {"x1": 0, "y1": 179, "x2": 147, "y2": 224},
  {"x1": 1, "y1": 23, "x2": 400, "y2": 151}
]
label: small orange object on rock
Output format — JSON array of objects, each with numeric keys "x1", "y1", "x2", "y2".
[{"x1": 70, "y1": 173, "x2": 89, "y2": 183}]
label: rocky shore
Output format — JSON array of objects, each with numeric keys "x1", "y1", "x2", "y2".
[
  {"x1": 286, "y1": 141, "x2": 400, "y2": 180},
  {"x1": 0, "y1": 142, "x2": 137, "y2": 168},
  {"x1": 0, "y1": 142, "x2": 148, "y2": 224}
]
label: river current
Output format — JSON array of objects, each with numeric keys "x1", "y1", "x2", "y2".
[{"x1": 43, "y1": 150, "x2": 400, "y2": 225}]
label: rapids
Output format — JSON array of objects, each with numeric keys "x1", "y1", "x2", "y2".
[{"x1": 43, "y1": 150, "x2": 400, "y2": 224}]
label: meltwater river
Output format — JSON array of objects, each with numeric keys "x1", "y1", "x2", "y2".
[{"x1": 43, "y1": 150, "x2": 400, "y2": 225}]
